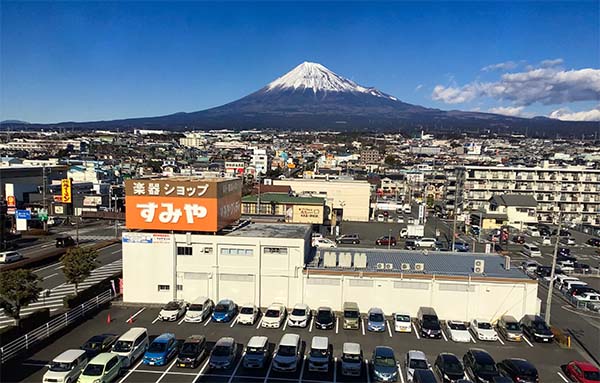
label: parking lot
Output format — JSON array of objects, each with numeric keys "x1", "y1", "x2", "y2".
[{"x1": 3, "y1": 302, "x2": 587, "y2": 383}]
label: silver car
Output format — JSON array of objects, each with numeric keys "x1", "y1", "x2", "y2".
[{"x1": 209, "y1": 337, "x2": 237, "y2": 369}]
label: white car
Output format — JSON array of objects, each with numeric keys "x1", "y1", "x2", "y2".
[
  {"x1": 470, "y1": 319, "x2": 498, "y2": 341},
  {"x1": 560, "y1": 237, "x2": 576, "y2": 246},
  {"x1": 287, "y1": 303, "x2": 311, "y2": 328},
  {"x1": 377, "y1": 214, "x2": 385, "y2": 222},
  {"x1": 405, "y1": 350, "x2": 430, "y2": 382},
  {"x1": 526, "y1": 227, "x2": 540, "y2": 237},
  {"x1": 393, "y1": 313, "x2": 412, "y2": 333},
  {"x1": 158, "y1": 300, "x2": 187, "y2": 321},
  {"x1": 313, "y1": 238, "x2": 337, "y2": 248},
  {"x1": 237, "y1": 304, "x2": 259, "y2": 325},
  {"x1": 184, "y1": 296, "x2": 213, "y2": 323},
  {"x1": 521, "y1": 261, "x2": 540, "y2": 273},
  {"x1": 262, "y1": 303, "x2": 286, "y2": 328},
  {"x1": 446, "y1": 320, "x2": 471, "y2": 343},
  {"x1": 416, "y1": 237, "x2": 437, "y2": 248},
  {"x1": 397, "y1": 217, "x2": 405, "y2": 224},
  {"x1": 574, "y1": 292, "x2": 600, "y2": 303},
  {"x1": 541, "y1": 236, "x2": 552, "y2": 245}
]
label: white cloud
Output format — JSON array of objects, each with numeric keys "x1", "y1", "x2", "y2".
[
  {"x1": 481, "y1": 61, "x2": 518, "y2": 72},
  {"x1": 540, "y1": 58, "x2": 563, "y2": 67},
  {"x1": 488, "y1": 106, "x2": 526, "y2": 117},
  {"x1": 431, "y1": 66, "x2": 600, "y2": 106},
  {"x1": 549, "y1": 105, "x2": 600, "y2": 121},
  {"x1": 415, "y1": 84, "x2": 423, "y2": 91}
]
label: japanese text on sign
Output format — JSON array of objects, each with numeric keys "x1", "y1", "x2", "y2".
[
  {"x1": 132, "y1": 182, "x2": 209, "y2": 197},
  {"x1": 136, "y1": 202, "x2": 208, "y2": 224}
]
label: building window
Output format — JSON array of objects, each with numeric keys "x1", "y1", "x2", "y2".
[
  {"x1": 264, "y1": 247, "x2": 288, "y2": 255},
  {"x1": 157, "y1": 284, "x2": 170, "y2": 291},
  {"x1": 349, "y1": 279, "x2": 373, "y2": 287},
  {"x1": 177, "y1": 284, "x2": 183, "y2": 291},
  {"x1": 177, "y1": 246, "x2": 193, "y2": 256},
  {"x1": 220, "y1": 248, "x2": 254, "y2": 256},
  {"x1": 393, "y1": 281, "x2": 429, "y2": 290}
]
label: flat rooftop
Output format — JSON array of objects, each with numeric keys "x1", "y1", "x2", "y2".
[
  {"x1": 308, "y1": 248, "x2": 529, "y2": 280},
  {"x1": 227, "y1": 222, "x2": 311, "y2": 239}
]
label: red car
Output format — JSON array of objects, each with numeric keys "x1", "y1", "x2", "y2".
[
  {"x1": 565, "y1": 360, "x2": 600, "y2": 383},
  {"x1": 375, "y1": 236, "x2": 397, "y2": 246}
]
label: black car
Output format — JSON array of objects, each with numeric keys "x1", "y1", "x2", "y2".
[
  {"x1": 56, "y1": 235, "x2": 76, "y2": 248},
  {"x1": 573, "y1": 262, "x2": 591, "y2": 272},
  {"x1": 81, "y1": 333, "x2": 118, "y2": 358},
  {"x1": 413, "y1": 369, "x2": 438, "y2": 383},
  {"x1": 587, "y1": 237, "x2": 600, "y2": 247},
  {"x1": 463, "y1": 349, "x2": 499, "y2": 383},
  {"x1": 496, "y1": 358, "x2": 539, "y2": 383},
  {"x1": 558, "y1": 247, "x2": 572, "y2": 257},
  {"x1": 552, "y1": 229, "x2": 571, "y2": 236},
  {"x1": 177, "y1": 335, "x2": 206, "y2": 368},
  {"x1": 315, "y1": 307, "x2": 335, "y2": 330},
  {"x1": 520, "y1": 315, "x2": 554, "y2": 343},
  {"x1": 405, "y1": 239, "x2": 417, "y2": 250},
  {"x1": 336, "y1": 233, "x2": 360, "y2": 245},
  {"x1": 538, "y1": 228, "x2": 551, "y2": 236},
  {"x1": 557, "y1": 252, "x2": 576, "y2": 262},
  {"x1": 434, "y1": 353, "x2": 465, "y2": 382}
]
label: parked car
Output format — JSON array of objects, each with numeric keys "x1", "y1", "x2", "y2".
[
  {"x1": 55, "y1": 235, "x2": 76, "y2": 248},
  {"x1": 158, "y1": 300, "x2": 187, "y2": 321},
  {"x1": 371, "y1": 346, "x2": 399, "y2": 382},
  {"x1": 336, "y1": 233, "x2": 360, "y2": 244},
  {"x1": 376, "y1": 236, "x2": 397, "y2": 246},
  {"x1": 78, "y1": 353, "x2": 121, "y2": 383},
  {"x1": 237, "y1": 304, "x2": 259, "y2": 325},
  {"x1": 463, "y1": 349, "x2": 500, "y2": 383},
  {"x1": 453, "y1": 241, "x2": 470, "y2": 252},
  {"x1": 176, "y1": 335, "x2": 206, "y2": 368},
  {"x1": 558, "y1": 247, "x2": 573, "y2": 257},
  {"x1": 526, "y1": 227, "x2": 540, "y2": 237},
  {"x1": 570, "y1": 285, "x2": 598, "y2": 297},
  {"x1": 522, "y1": 243, "x2": 542, "y2": 257},
  {"x1": 111, "y1": 327, "x2": 149, "y2": 368},
  {"x1": 470, "y1": 319, "x2": 498, "y2": 341},
  {"x1": 496, "y1": 358, "x2": 539, "y2": 383},
  {"x1": 512, "y1": 235, "x2": 526, "y2": 244},
  {"x1": 211, "y1": 299, "x2": 238, "y2": 323},
  {"x1": 209, "y1": 337, "x2": 237, "y2": 369},
  {"x1": 272, "y1": 334, "x2": 302, "y2": 372},
  {"x1": 416, "y1": 237, "x2": 437, "y2": 249},
  {"x1": 541, "y1": 236, "x2": 552, "y2": 245},
  {"x1": 341, "y1": 342, "x2": 363, "y2": 377},
  {"x1": 574, "y1": 262, "x2": 591, "y2": 272},
  {"x1": 184, "y1": 296, "x2": 213, "y2": 323},
  {"x1": 0, "y1": 250, "x2": 23, "y2": 264},
  {"x1": 313, "y1": 238, "x2": 337, "y2": 248},
  {"x1": 447, "y1": 320, "x2": 471, "y2": 343},
  {"x1": 307, "y1": 336, "x2": 332, "y2": 372},
  {"x1": 342, "y1": 302, "x2": 361, "y2": 330},
  {"x1": 521, "y1": 261, "x2": 540, "y2": 273},
  {"x1": 433, "y1": 352, "x2": 465, "y2": 383},
  {"x1": 143, "y1": 333, "x2": 179, "y2": 366},
  {"x1": 242, "y1": 336, "x2": 269, "y2": 369},
  {"x1": 564, "y1": 360, "x2": 600, "y2": 383},
  {"x1": 417, "y1": 307, "x2": 442, "y2": 339},
  {"x1": 413, "y1": 369, "x2": 438, "y2": 383},
  {"x1": 81, "y1": 334, "x2": 118, "y2": 358},
  {"x1": 520, "y1": 315, "x2": 554, "y2": 343},
  {"x1": 574, "y1": 292, "x2": 600, "y2": 303},
  {"x1": 315, "y1": 307, "x2": 335, "y2": 330},
  {"x1": 587, "y1": 237, "x2": 600, "y2": 247},
  {"x1": 287, "y1": 303, "x2": 311, "y2": 328},
  {"x1": 262, "y1": 303, "x2": 286, "y2": 328},
  {"x1": 406, "y1": 350, "x2": 430, "y2": 382},
  {"x1": 560, "y1": 237, "x2": 576, "y2": 246},
  {"x1": 393, "y1": 312, "x2": 412, "y2": 333},
  {"x1": 43, "y1": 349, "x2": 88, "y2": 383},
  {"x1": 553, "y1": 229, "x2": 571, "y2": 237},
  {"x1": 496, "y1": 315, "x2": 523, "y2": 342},
  {"x1": 404, "y1": 239, "x2": 417, "y2": 250}
]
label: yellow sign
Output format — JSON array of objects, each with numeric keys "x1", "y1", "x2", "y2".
[
  {"x1": 292, "y1": 205, "x2": 323, "y2": 224},
  {"x1": 61, "y1": 179, "x2": 72, "y2": 204}
]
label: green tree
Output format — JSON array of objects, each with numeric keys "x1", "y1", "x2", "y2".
[
  {"x1": 0, "y1": 269, "x2": 42, "y2": 328},
  {"x1": 61, "y1": 247, "x2": 99, "y2": 294}
]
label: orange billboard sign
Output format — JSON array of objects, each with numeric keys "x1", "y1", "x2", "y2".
[
  {"x1": 125, "y1": 178, "x2": 242, "y2": 232},
  {"x1": 61, "y1": 179, "x2": 72, "y2": 204}
]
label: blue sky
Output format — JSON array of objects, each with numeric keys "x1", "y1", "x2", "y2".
[{"x1": 1, "y1": 1, "x2": 599, "y2": 123}]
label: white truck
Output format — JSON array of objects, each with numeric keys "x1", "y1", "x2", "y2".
[{"x1": 399, "y1": 224, "x2": 424, "y2": 239}]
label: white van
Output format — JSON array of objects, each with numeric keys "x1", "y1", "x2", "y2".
[
  {"x1": 111, "y1": 327, "x2": 148, "y2": 367},
  {"x1": 272, "y1": 334, "x2": 302, "y2": 372},
  {"x1": 562, "y1": 279, "x2": 587, "y2": 293},
  {"x1": 341, "y1": 342, "x2": 363, "y2": 377},
  {"x1": 554, "y1": 275, "x2": 580, "y2": 290},
  {"x1": 0, "y1": 251, "x2": 23, "y2": 264},
  {"x1": 522, "y1": 243, "x2": 542, "y2": 257},
  {"x1": 308, "y1": 336, "x2": 331, "y2": 372},
  {"x1": 43, "y1": 349, "x2": 88, "y2": 383},
  {"x1": 184, "y1": 296, "x2": 213, "y2": 323}
]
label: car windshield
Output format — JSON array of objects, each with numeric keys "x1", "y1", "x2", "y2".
[
  {"x1": 530, "y1": 246, "x2": 540, "y2": 252},
  {"x1": 278, "y1": 345, "x2": 296, "y2": 357},
  {"x1": 240, "y1": 307, "x2": 255, "y2": 315},
  {"x1": 409, "y1": 359, "x2": 428, "y2": 369},
  {"x1": 395, "y1": 314, "x2": 410, "y2": 322},
  {"x1": 291, "y1": 308, "x2": 306, "y2": 316},
  {"x1": 444, "y1": 361, "x2": 464, "y2": 374},
  {"x1": 374, "y1": 355, "x2": 395, "y2": 367},
  {"x1": 369, "y1": 313, "x2": 384, "y2": 322},
  {"x1": 188, "y1": 304, "x2": 203, "y2": 311},
  {"x1": 583, "y1": 371, "x2": 600, "y2": 380},
  {"x1": 342, "y1": 353, "x2": 361, "y2": 362},
  {"x1": 112, "y1": 340, "x2": 132, "y2": 352},
  {"x1": 532, "y1": 322, "x2": 549, "y2": 331},
  {"x1": 148, "y1": 342, "x2": 167, "y2": 353},
  {"x1": 505, "y1": 322, "x2": 520, "y2": 331},
  {"x1": 215, "y1": 304, "x2": 229, "y2": 312},
  {"x1": 246, "y1": 346, "x2": 265, "y2": 355},
  {"x1": 265, "y1": 309, "x2": 280, "y2": 318},
  {"x1": 317, "y1": 311, "x2": 332, "y2": 321},
  {"x1": 212, "y1": 345, "x2": 231, "y2": 357},
  {"x1": 83, "y1": 363, "x2": 104, "y2": 376},
  {"x1": 84, "y1": 341, "x2": 102, "y2": 350},
  {"x1": 423, "y1": 317, "x2": 440, "y2": 329},
  {"x1": 49, "y1": 362, "x2": 72, "y2": 372},
  {"x1": 475, "y1": 362, "x2": 497, "y2": 373},
  {"x1": 164, "y1": 302, "x2": 180, "y2": 310},
  {"x1": 181, "y1": 343, "x2": 199, "y2": 354},
  {"x1": 344, "y1": 310, "x2": 359, "y2": 319},
  {"x1": 477, "y1": 322, "x2": 492, "y2": 329},
  {"x1": 449, "y1": 322, "x2": 467, "y2": 330},
  {"x1": 310, "y1": 348, "x2": 328, "y2": 357}
]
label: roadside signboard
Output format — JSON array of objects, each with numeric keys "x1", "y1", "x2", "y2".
[
  {"x1": 16, "y1": 210, "x2": 31, "y2": 220},
  {"x1": 61, "y1": 179, "x2": 72, "y2": 204}
]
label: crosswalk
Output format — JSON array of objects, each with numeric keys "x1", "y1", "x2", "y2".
[{"x1": 0, "y1": 259, "x2": 123, "y2": 328}]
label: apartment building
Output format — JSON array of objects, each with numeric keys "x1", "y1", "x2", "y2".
[{"x1": 455, "y1": 165, "x2": 600, "y2": 224}]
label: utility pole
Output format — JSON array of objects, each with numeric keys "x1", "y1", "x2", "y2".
[
  {"x1": 42, "y1": 165, "x2": 47, "y2": 232},
  {"x1": 544, "y1": 213, "x2": 562, "y2": 326},
  {"x1": 388, "y1": 228, "x2": 392, "y2": 250},
  {"x1": 451, "y1": 208, "x2": 458, "y2": 252}
]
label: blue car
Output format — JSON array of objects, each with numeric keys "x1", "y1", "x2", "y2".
[
  {"x1": 454, "y1": 241, "x2": 470, "y2": 252},
  {"x1": 143, "y1": 333, "x2": 179, "y2": 366},
  {"x1": 212, "y1": 299, "x2": 238, "y2": 323}
]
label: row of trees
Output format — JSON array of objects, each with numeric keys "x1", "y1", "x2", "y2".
[{"x1": 0, "y1": 246, "x2": 99, "y2": 328}]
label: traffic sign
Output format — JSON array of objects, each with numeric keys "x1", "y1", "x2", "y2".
[{"x1": 16, "y1": 210, "x2": 31, "y2": 220}]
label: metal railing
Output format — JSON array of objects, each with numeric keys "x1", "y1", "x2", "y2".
[{"x1": 0, "y1": 289, "x2": 114, "y2": 364}]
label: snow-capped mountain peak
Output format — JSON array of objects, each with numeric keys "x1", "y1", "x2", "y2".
[{"x1": 266, "y1": 61, "x2": 397, "y2": 100}]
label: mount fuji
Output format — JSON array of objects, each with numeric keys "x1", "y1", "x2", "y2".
[{"x1": 4, "y1": 62, "x2": 598, "y2": 135}]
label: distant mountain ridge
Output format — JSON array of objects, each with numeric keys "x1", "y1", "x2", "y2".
[{"x1": 2, "y1": 62, "x2": 598, "y2": 136}]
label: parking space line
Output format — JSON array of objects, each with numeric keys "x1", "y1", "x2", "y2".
[
  {"x1": 497, "y1": 336, "x2": 505, "y2": 345},
  {"x1": 411, "y1": 322, "x2": 420, "y2": 339},
  {"x1": 196, "y1": 358, "x2": 210, "y2": 381},
  {"x1": 155, "y1": 359, "x2": 177, "y2": 383},
  {"x1": 42, "y1": 273, "x2": 58, "y2": 280},
  {"x1": 282, "y1": 318, "x2": 288, "y2": 331},
  {"x1": 361, "y1": 319, "x2": 366, "y2": 336},
  {"x1": 229, "y1": 314, "x2": 238, "y2": 328},
  {"x1": 333, "y1": 356, "x2": 337, "y2": 383},
  {"x1": 523, "y1": 335, "x2": 534, "y2": 347},
  {"x1": 118, "y1": 359, "x2": 143, "y2": 383},
  {"x1": 470, "y1": 333, "x2": 477, "y2": 343},
  {"x1": 557, "y1": 371, "x2": 569, "y2": 382},
  {"x1": 336, "y1": 317, "x2": 339, "y2": 334},
  {"x1": 177, "y1": 317, "x2": 186, "y2": 325},
  {"x1": 203, "y1": 316, "x2": 211, "y2": 326},
  {"x1": 397, "y1": 363, "x2": 405, "y2": 383},
  {"x1": 151, "y1": 316, "x2": 161, "y2": 324},
  {"x1": 365, "y1": 359, "x2": 371, "y2": 383},
  {"x1": 441, "y1": 329, "x2": 448, "y2": 342},
  {"x1": 299, "y1": 354, "x2": 307, "y2": 382},
  {"x1": 387, "y1": 321, "x2": 393, "y2": 338},
  {"x1": 256, "y1": 317, "x2": 263, "y2": 329},
  {"x1": 125, "y1": 307, "x2": 146, "y2": 323},
  {"x1": 263, "y1": 354, "x2": 275, "y2": 383},
  {"x1": 309, "y1": 318, "x2": 314, "y2": 332},
  {"x1": 228, "y1": 351, "x2": 245, "y2": 383}
]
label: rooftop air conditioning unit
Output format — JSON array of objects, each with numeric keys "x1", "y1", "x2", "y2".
[
  {"x1": 414, "y1": 263, "x2": 425, "y2": 272},
  {"x1": 401, "y1": 263, "x2": 411, "y2": 271},
  {"x1": 385, "y1": 263, "x2": 394, "y2": 270},
  {"x1": 376, "y1": 262, "x2": 385, "y2": 270},
  {"x1": 354, "y1": 253, "x2": 367, "y2": 269},
  {"x1": 324, "y1": 252, "x2": 337, "y2": 268},
  {"x1": 339, "y1": 252, "x2": 352, "y2": 268},
  {"x1": 504, "y1": 256, "x2": 511, "y2": 270},
  {"x1": 474, "y1": 259, "x2": 485, "y2": 274}
]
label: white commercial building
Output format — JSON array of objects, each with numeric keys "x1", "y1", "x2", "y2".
[{"x1": 122, "y1": 223, "x2": 539, "y2": 322}]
